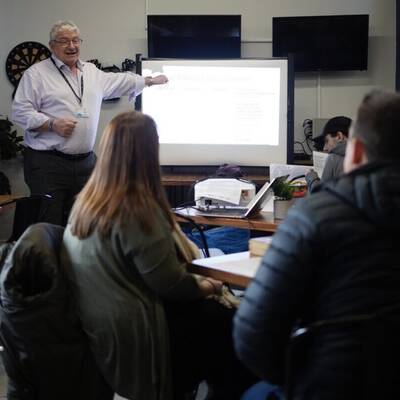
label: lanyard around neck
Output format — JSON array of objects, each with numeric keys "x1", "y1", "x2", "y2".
[{"x1": 50, "y1": 57, "x2": 84, "y2": 105}]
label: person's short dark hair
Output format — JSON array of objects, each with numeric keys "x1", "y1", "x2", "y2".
[
  {"x1": 352, "y1": 90, "x2": 400, "y2": 162},
  {"x1": 314, "y1": 116, "x2": 352, "y2": 143},
  {"x1": 214, "y1": 164, "x2": 244, "y2": 178}
]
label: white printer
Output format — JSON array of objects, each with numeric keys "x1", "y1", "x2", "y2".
[{"x1": 194, "y1": 178, "x2": 256, "y2": 209}]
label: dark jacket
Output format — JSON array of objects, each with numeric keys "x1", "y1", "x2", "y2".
[
  {"x1": 0, "y1": 223, "x2": 112, "y2": 400},
  {"x1": 234, "y1": 162, "x2": 400, "y2": 399}
]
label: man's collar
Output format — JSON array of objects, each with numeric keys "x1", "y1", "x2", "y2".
[{"x1": 51, "y1": 54, "x2": 84, "y2": 71}]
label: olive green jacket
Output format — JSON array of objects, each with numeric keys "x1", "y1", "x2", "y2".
[{"x1": 62, "y1": 208, "x2": 202, "y2": 400}]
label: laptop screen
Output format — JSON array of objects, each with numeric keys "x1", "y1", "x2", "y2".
[{"x1": 245, "y1": 175, "x2": 289, "y2": 217}]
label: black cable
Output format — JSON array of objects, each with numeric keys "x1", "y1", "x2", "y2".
[
  {"x1": 186, "y1": 181, "x2": 197, "y2": 204},
  {"x1": 174, "y1": 200, "x2": 196, "y2": 209},
  {"x1": 294, "y1": 141, "x2": 308, "y2": 156},
  {"x1": 289, "y1": 174, "x2": 306, "y2": 183},
  {"x1": 300, "y1": 118, "x2": 314, "y2": 156},
  {"x1": 305, "y1": 137, "x2": 314, "y2": 154},
  {"x1": 173, "y1": 212, "x2": 210, "y2": 258},
  {"x1": 302, "y1": 119, "x2": 313, "y2": 138},
  {"x1": 295, "y1": 136, "x2": 315, "y2": 157}
]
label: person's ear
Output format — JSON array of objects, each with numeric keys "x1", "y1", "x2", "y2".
[
  {"x1": 352, "y1": 138, "x2": 366, "y2": 165},
  {"x1": 337, "y1": 131, "x2": 346, "y2": 142}
]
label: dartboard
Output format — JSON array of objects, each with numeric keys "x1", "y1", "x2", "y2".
[{"x1": 6, "y1": 41, "x2": 51, "y2": 86}]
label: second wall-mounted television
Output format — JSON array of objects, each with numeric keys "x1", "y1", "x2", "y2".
[
  {"x1": 273, "y1": 14, "x2": 369, "y2": 72},
  {"x1": 147, "y1": 15, "x2": 241, "y2": 59}
]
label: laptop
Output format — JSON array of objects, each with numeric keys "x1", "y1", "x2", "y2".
[{"x1": 192, "y1": 175, "x2": 288, "y2": 219}]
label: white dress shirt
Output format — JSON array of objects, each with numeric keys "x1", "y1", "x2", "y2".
[{"x1": 12, "y1": 55, "x2": 145, "y2": 154}]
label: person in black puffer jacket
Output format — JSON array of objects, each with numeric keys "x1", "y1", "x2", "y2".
[
  {"x1": 234, "y1": 90, "x2": 400, "y2": 400},
  {"x1": 0, "y1": 223, "x2": 113, "y2": 400}
]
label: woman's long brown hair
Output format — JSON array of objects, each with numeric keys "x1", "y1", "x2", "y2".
[{"x1": 69, "y1": 111, "x2": 174, "y2": 238}]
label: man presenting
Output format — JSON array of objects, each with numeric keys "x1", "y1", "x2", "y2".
[
  {"x1": 234, "y1": 90, "x2": 400, "y2": 399},
  {"x1": 12, "y1": 20, "x2": 167, "y2": 225}
]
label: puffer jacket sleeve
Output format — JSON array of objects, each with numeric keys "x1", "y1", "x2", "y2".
[{"x1": 233, "y1": 201, "x2": 318, "y2": 384}]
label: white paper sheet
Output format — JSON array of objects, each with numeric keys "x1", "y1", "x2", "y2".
[
  {"x1": 312, "y1": 151, "x2": 329, "y2": 178},
  {"x1": 269, "y1": 163, "x2": 310, "y2": 181},
  {"x1": 192, "y1": 251, "x2": 261, "y2": 278}
]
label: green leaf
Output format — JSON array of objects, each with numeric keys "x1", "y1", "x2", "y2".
[
  {"x1": 0, "y1": 117, "x2": 22, "y2": 160},
  {"x1": 273, "y1": 180, "x2": 295, "y2": 200}
]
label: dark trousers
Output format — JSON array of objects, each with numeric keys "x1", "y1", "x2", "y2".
[
  {"x1": 165, "y1": 299, "x2": 257, "y2": 400},
  {"x1": 23, "y1": 147, "x2": 96, "y2": 226}
]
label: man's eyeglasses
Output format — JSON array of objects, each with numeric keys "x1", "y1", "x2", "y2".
[{"x1": 52, "y1": 38, "x2": 83, "y2": 46}]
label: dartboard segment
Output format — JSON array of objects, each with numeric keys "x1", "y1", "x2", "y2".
[{"x1": 6, "y1": 41, "x2": 51, "y2": 86}]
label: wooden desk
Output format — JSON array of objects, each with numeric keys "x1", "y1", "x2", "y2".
[
  {"x1": 189, "y1": 251, "x2": 261, "y2": 287},
  {"x1": 162, "y1": 174, "x2": 267, "y2": 187},
  {"x1": 0, "y1": 196, "x2": 18, "y2": 221},
  {"x1": 0, "y1": 195, "x2": 19, "y2": 205},
  {"x1": 0, "y1": 195, "x2": 22, "y2": 212},
  {"x1": 174, "y1": 208, "x2": 279, "y2": 232}
]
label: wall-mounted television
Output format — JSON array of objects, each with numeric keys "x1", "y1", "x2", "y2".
[
  {"x1": 273, "y1": 15, "x2": 369, "y2": 72},
  {"x1": 138, "y1": 58, "x2": 294, "y2": 166},
  {"x1": 147, "y1": 15, "x2": 241, "y2": 59}
]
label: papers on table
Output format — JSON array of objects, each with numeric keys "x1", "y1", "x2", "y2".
[
  {"x1": 312, "y1": 151, "x2": 329, "y2": 178},
  {"x1": 192, "y1": 251, "x2": 261, "y2": 278},
  {"x1": 269, "y1": 163, "x2": 310, "y2": 181},
  {"x1": 270, "y1": 154, "x2": 328, "y2": 182}
]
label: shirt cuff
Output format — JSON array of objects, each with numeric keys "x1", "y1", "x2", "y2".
[
  {"x1": 128, "y1": 74, "x2": 145, "y2": 103},
  {"x1": 26, "y1": 115, "x2": 51, "y2": 137}
]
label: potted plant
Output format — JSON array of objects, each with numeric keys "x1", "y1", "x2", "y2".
[
  {"x1": 273, "y1": 177, "x2": 306, "y2": 219},
  {"x1": 0, "y1": 116, "x2": 24, "y2": 195},
  {"x1": 0, "y1": 116, "x2": 23, "y2": 160}
]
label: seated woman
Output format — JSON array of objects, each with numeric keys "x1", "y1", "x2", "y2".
[{"x1": 62, "y1": 111, "x2": 252, "y2": 400}]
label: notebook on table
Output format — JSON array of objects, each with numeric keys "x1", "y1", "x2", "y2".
[{"x1": 193, "y1": 176, "x2": 287, "y2": 219}]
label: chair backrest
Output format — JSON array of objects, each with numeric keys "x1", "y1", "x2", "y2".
[
  {"x1": 285, "y1": 305, "x2": 400, "y2": 400},
  {"x1": 3, "y1": 194, "x2": 52, "y2": 242}
]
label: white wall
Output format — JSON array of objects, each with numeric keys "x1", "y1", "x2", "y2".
[
  {"x1": 0, "y1": 1, "x2": 12, "y2": 119},
  {"x1": 0, "y1": 0, "x2": 396, "y2": 154}
]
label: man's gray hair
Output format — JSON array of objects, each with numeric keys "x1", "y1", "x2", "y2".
[
  {"x1": 49, "y1": 20, "x2": 80, "y2": 41},
  {"x1": 352, "y1": 90, "x2": 400, "y2": 162}
]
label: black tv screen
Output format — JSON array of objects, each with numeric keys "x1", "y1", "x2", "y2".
[
  {"x1": 147, "y1": 15, "x2": 241, "y2": 59},
  {"x1": 273, "y1": 15, "x2": 369, "y2": 72}
]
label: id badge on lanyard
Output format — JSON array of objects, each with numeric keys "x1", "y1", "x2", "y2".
[{"x1": 75, "y1": 107, "x2": 89, "y2": 118}]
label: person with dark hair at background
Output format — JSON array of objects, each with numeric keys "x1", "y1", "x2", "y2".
[
  {"x1": 62, "y1": 111, "x2": 253, "y2": 400},
  {"x1": 305, "y1": 116, "x2": 352, "y2": 191},
  {"x1": 233, "y1": 90, "x2": 400, "y2": 399},
  {"x1": 12, "y1": 20, "x2": 167, "y2": 226}
]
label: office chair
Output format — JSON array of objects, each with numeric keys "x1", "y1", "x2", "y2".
[
  {"x1": 0, "y1": 194, "x2": 52, "y2": 242},
  {"x1": 285, "y1": 304, "x2": 400, "y2": 400}
]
